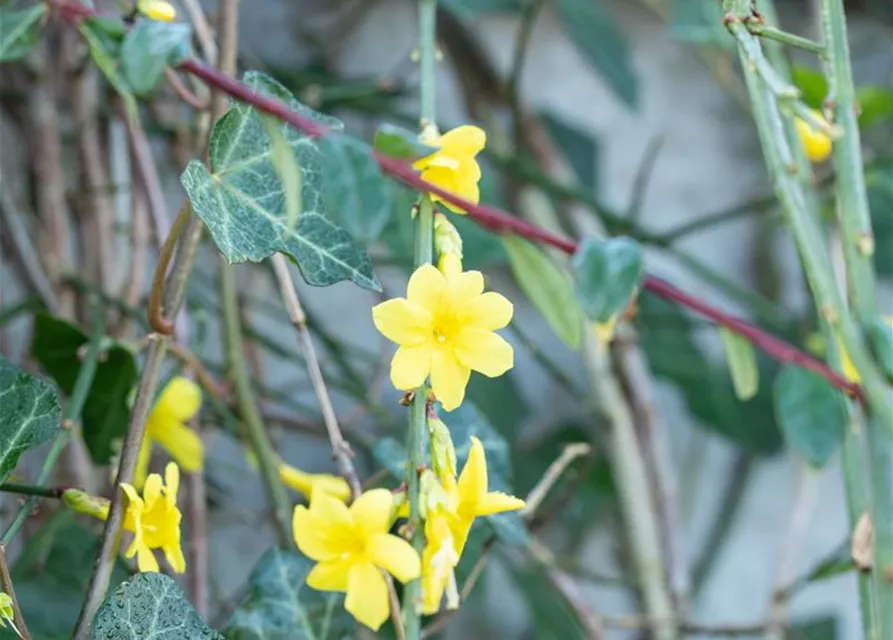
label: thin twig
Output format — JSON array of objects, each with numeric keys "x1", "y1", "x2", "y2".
[
  {"x1": 122, "y1": 106, "x2": 170, "y2": 251},
  {"x1": 164, "y1": 68, "x2": 210, "y2": 110},
  {"x1": 0, "y1": 546, "x2": 29, "y2": 640},
  {"x1": 166, "y1": 341, "x2": 230, "y2": 398},
  {"x1": 520, "y1": 443, "x2": 591, "y2": 519},
  {"x1": 147, "y1": 202, "x2": 192, "y2": 334}
]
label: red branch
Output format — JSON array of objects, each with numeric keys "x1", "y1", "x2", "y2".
[{"x1": 50, "y1": 1, "x2": 861, "y2": 398}]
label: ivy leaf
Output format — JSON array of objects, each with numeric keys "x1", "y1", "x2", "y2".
[
  {"x1": 570, "y1": 236, "x2": 643, "y2": 323},
  {"x1": 0, "y1": 356, "x2": 60, "y2": 484},
  {"x1": 0, "y1": 4, "x2": 47, "y2": 61},
  {"x1": 120, "y1": 19, "x2": 192, "y2": 96},
  {"x1": 320, "y1": 134, "x2": 393, "y2": 243},
  {"x1": 774, "y1": 366, "x2": 847, "y2": 468},
  {"x1": 92, "y1": 573, "x2": 221, "y2": 639},
  {"x1": 31, "y1": 313, "x2": 138, "y2": 464},
  {"x1": 181, "y1": 71, "x2": 379, "y2": 291},
  {"x1": 719, "y1": 327, "x2": 760, "y2": 400},
  {"x1": 554, "y1": 0, "x2": 637, "y2": 107},
  {"x1": 225, "y1": 549, "x2": 352, "y2": 639},
  {"x1": 503, "y1": 236, "x2": 584, "y2": 350},
  {"x1": 79, "y1": 17, "x2": 137, "y2": 117},
  {"x1": 373, "y1": 123, "x2": 436, "y2": 161}
]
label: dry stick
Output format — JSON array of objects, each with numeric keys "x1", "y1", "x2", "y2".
[
  {"x1": 122, "y1": 107, "x2": 170, "y2": 251},
  {"x1": 270, "y1": 254, "x2": 362, "y2": 495},
  {"x1": 0, "y1": 546, "x2": 29, "y2": 640}
]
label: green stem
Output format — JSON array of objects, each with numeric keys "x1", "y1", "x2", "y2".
[
  {"x1": 418, "y1": 0, "x2": 437, "y2": 131},
  {"x1": 0, "y1": 298, "x2": 103, "y2": 546},
  {"x1": 0, "y1": 483, "x2": 63, "y2": 499},
  {"x1": 219, "y1": 258, "x2": 292, "y2": 547},
  {"x1": 748, "y1": 24, "x2": 825, "y2": 55}
]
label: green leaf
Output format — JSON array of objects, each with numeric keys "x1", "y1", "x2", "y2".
[
  {"x1": 93, "y1": 573, "x2": 221, "y2": 639},
  {"x1": 668, "y1": 0, "x2": 730, "y2": 47},
  {"x1": 11, "y1": 513, "x2": 130, "y2": 640},
  {"x1": 441, "y1": 0, "x2": 523, "y2": 19},
  {"x1": 225, "y1": 549, "x2": 351, "y2": 639},
  {"x1": 866, "y1": 317, "x2": 893, "y2": 381},
  {"x1": 32, "y1": 312, "x2": 138, "y2": 464},
  {"x1": 554, "y1": 0, "x2": 637, "y2": 107},
  {"x1": 511, "y1": 561, "x2": 589, "y2": 639},
  {"x1": 181, "y1": 71, "x2": 379, "y2": 291},
  {"x1": 0, "y1": 4, "x2": 46, "y2": 61},
  {"x1": 774, "y1": 366, "x2": 847, "y2": 468},
  {"x1": 786, "y1": 615, "x2": 838, "y2": 640},
  {"x1": 539, "y1": 112, "x2": 598, "y2": 192},
  {"x1": 791, "y1": 66, "x2": 827, "y2": 109},
  {"x1": 0, "y1": 355, "x2": 60, "y2": 483},
  {"x1": 79, "y1": 17, "x2": 137, "y2": 116},
  {"x1": 503, "y1": 236, "x2": 584, "y2": 350},
  {"x1": 856, "y1": 85, "x2": 893, "y2": 131},
  {"x1": 570, "y1": 236, "x2": 643, "y2": 323},
  {"x1": 120, "y1": 19, "x2": 192, "y2": 96},
  {"x1": 319, "y1": 134, "x2": 393, "y2": 243},
  {"x1": 868, "y1": 167, "x2": 893, "y2": 276},
  {"x1": 373, "y1": 123, "x2": 436, "y2": 160},
  {"x1": 719, "y1": 327, "x2": 760, "y2": 400},
  {"x1": 467, "y1": 370, "x2": 529, "y2": 439}
]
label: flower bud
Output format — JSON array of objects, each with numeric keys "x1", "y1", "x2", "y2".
[
  {"x1": 428, "y1": 416, "x2": 457, "y2": 479},
  {"x1": 434, "y1": 213, "x2": 463, "y2": 260},
  {"x1": 137, "y1": 0, "x2": 177, "y2": 22},
  {"x1": 62, "y1": 489, "x2": 111, "y2": 521},
  {"x1": 417, "y1": 469, "x2": 451, "y2": 521},
  {"x1": 794, "y1": 110, "x2": 832, "y2": 163}
]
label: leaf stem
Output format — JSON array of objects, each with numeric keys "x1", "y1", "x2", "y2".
[
  {"x1": 747, "y1": 23, "x2": 825, "y2": 55},
  {"x1": 147, "y1": 201, "x2": 191, "y2": 334},
  {"x1": 0, "y1": 483, "x2": 63, "y2": 499}
]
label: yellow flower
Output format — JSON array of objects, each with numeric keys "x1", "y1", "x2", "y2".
[
  {"x1": 294, "y1": 489, "x2": 421, "y2": 631},
  {"x1": 136, "y1": 377, "x2": 204, "y2": 489},
  {"x1": 795, "y1": 110, "x2": 832, "y2": 163},
  {"x1": 119, "y1": 462, "x2": 186, "y2": 574},
  {"x1": 420, "y1": 511, "x2": 460, "y2": 615},
  {"x1": 371, "y1": 261, "x2": 514, "y2": 410},
  {"x1": 279, "y1": 462, "x2": 351, "y2": 502},
  {"x1": 137, "y1": 0, "x2": 177, "y2": 22},
  {"x1": 413, "y1": 125, "x2": 485, "y2": 213}
]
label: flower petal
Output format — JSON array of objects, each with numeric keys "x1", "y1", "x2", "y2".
[
  {"x1": 448, "y1": 270, "x2": 483, "y2": 303},
  {"x1": 390, "y1": 344, "x2": 432, "y2": 391},
  {"x1": 457, "y1": 292, "x2": 513, "y2": 330},
  {"x1": 366, "y1": 533, "x2": 421, "y2": 583},
  {"x1": 449, "y1": 517, "x2": 475, "y2": 557},
  {"x1": 430, "y1": 350, "x2": 470, "y2": 411},
  {"x1": 135, "y1": 543, "x2": 160, "y2": 573},
  {"x1": 163, "y1": 541, "x2": 186, "y2": 574},
  {"x1": 439, "y1": 125, "x2": 486, "y2": 156},
  {"x1": 457, "y1": 436, "x2": 488, "y2": 510},
  {"x1": 476, "y1": 491, "x2": 526, "y2": 516},
  {"x1": 293, "y1": 505, "x2": 338, "y2": 561},
  {"x1": 453, "y1": 329, "x2": 514, "y2": 377},
  {"x1": 143, "y1": 473, "x2": 162, "y2": 506},
  {"x1": 406, "y1": 264, "x2": 447, "y2": 311},
  {"x1": 155, "y1": 377, "x2": 202, "y2": 422},
  {"x1": 163, "y1": 462, "x2": 180, "y2": 507},
  {"x1": 307, "y1": 558, "x2": 352, "y2": 592},
  {"x1": 345, "y1": 561, "x2": 390, "y2": 631},
  {"x1": 455, "y1": 156, "x2": 482, "y2": 185},
  {"x1": 372, "y1": 298, "x2": 432, "y2": 346},
  {"x1": 349, "y1": 489, "x2": 393, "y2": 537},
  {"x1": 152, "y1": 421, "x2": 204, "y2": 474},
  {"x1": 280, "y1": 463, "x2": 313, "y2": 496}
]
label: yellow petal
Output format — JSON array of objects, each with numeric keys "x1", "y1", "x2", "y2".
[
  {"x1": 457, "y1": 292, "x2": 513, "y2": 330},
  {"x1": 836, "y1": 335, "x2": 862, "y2": 384},
  {"x1": 372, "y1": 298, "x2": 432, "y2": 346},
  {"x1": 453, "y1": 329, "x2": 514, "y2": 377},
  {"x1": 418, "y1": 153, "x2": 461, "y2": 170},
  {"x1": 152, "y1": 421, "x2": 204, "y2": 473},
  {"x1": 307, "y1": 558, "x2": 352, "y2": 592},
  {"x1": 407, "y1": 264, "x2": 447, "y2": 312},
  {"x1": 133, "y1": 431, "x2": 153, "y2": 490},
  {"x1": 349, "y1": 488, "x2": 393, "y2": 537},
  {"x1": 449, "y1": 270, "x2": 484, "y2": 303},
  {"x1": 143, "y1": 473, "x2": 162, "y2": 506},
  {"x1": 163, "y1": 462, "x2": 180, "y2": 506},
  {"x1": 138, "y1": 0, "x2": 177, "y2": 22},
  {"x1": 163, "y1": 542, "x2": 186, "y2": 574},
  {"x1": 155, "y1": 377, "x2": 202, "y2": 422},
  {"x1": 293, "y1": 505, "x2": 338, "y2": 561},
  {"x1": 457, "y1": 437, "x2": 488, "y2": 509},
  {"x1": 449, "y1": 517, "x2": 474, "y2": 557},
  {"x1": 280, "y1": 463, "x2": 314, "y2": 496},
  {"x1": 455, "y1": 155, "x2": 482, "y2": 185},
  {"x1": 120, "y1": 483, "x2": 143, "y2": 511},
  {"x1": 476, "y1": 491, "x2": 526, "y2": 516},
  {"x1": 391, "y1": 344, "x2": 433, "y2": 391},
  {"x1": 312, "y1": 475, "x2": 352, "y2": 502},
  {"x1": 438, "y1": 253, "x2": 464, "y2": 282},
  {"x1": 345, "y1": 562, "x2": 390, "y2": 631},
  {"x1": 366, "y1": 533, "x2": 422, "y2": 583},
  {"x1": 439, "y1": 125, "x2": 486, "y2": 156},
  {"x1": 135, "y1": 543, "x2": 160, "y2": 573},
  {"x1": 430, "y1": 350, "x2": 470, "y2": 411}
]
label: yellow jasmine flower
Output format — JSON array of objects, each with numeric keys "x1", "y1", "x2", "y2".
[
  {"x1": 294, "y1": 489, "x2": 421, "y2": 631},
  {"x1": 119, "y1": 462, "x2": 186, "y2": 574},
  {"x1": 420, "y1": 511, "x2": 460, "y2": 615},
  {"x1": 795, "y1": 110, "x2": 832, "y2": 163},
  {"x1": 371, "y1": 258, "x2": 514, "y2": 410},
  {"x1": 137, "y1": 0, "x2": 177, "y2": 22},
  {"x1": 413, "y1": 125, "x2": 486, "y2": 213},
  {"x1": 279, "y1": 462, "x2": 351, "y2": 502},
  {"x1": 135, "y1": 377, "x2": 204, "y2": 489}
]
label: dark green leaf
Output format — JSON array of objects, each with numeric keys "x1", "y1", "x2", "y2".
[
  {"x1": 791, "y1": 66, "x2": 827, "y2": 109},
  {"x1": 92, "y1": 573, "x2": 221, "y2": 639},
  {"x1": 719, "y1": 327, "x2": 760, "y2": 400},
  {"x1": 225, "y1": 549, "x2": 351, "y2": 639},
  {"x1": 539, "y1": 112, "x2": 598, "y2": 192},
  {"x1": 774, "y1": 366, "x2": 847, "y2": 468},
  {"x1": 554, "y1": 0, "x2": 637, "y2": 107},
  {"x1": 320, "y1": 134, "x2": 393, "y2": 243},
  {"x1": 0, "y1": 4, "x2": 46, "y2": 61},
  {"x1": 32, "y1": 312, "x2": 138, "y2": 464},
  {"x1": 0, "y1": 355, "x2": 60, "y2": 483},
  {"x1": 504, "y1": 235, "x2": 584, "y2": 349},
  {"x1": 373, "y1": 123, "x2": 436, "y2": 160},
  {"x1": 466, "y1": 370, "x2": 529, "y2": 439},
  {"x1": 181, "y1": 71, "x2": 379, "y2": 291},
  {"x1": 786, "y1": 615, "x2": 838, "y2": 640},
  {"x1": 11, "y1": 513, "x2": 130, "y2": 640},
  {"x1": 570, "y1": 236, "x2": 643, "y2": 323},
  {"x1": 120, "y1": 19, "x2": 191, "y2": 96},
  {"x1": 511, "y1": 561, "x2": 589, "y2": 639},
  {"x1": 856, "y1": 85, "x2": 893, "y2": 131},
  {"x1": 866, "y1": 317, "x2": 893, "y2": 381},
  {"x1": 79, "y1": 17, "x2": 137, "y2": 116},
  {"x1": 868, "y1": 167, "x2": 893, "y2": 276}
]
